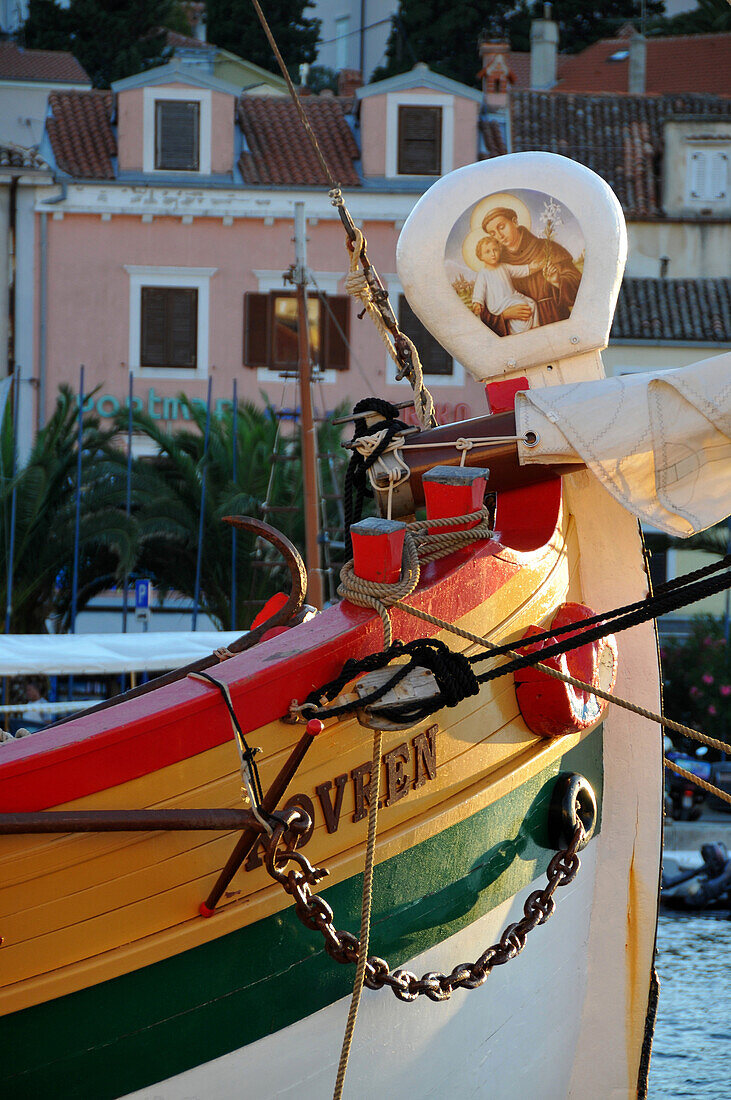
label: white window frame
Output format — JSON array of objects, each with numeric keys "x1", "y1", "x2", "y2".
[
  {"x1": 253, "y1": 270, "x2": 342, "y2": 384},
  {"x1": 143, "y1": 86, "x2": 212, "y2": 175},
  {"x1": 335, "y1": 15, "x2": 350, "y2": 71},
  {"x1": 685, "y1": 144, "x2": 729, "y2": 205},
  {"x1": 386, "y1": 91, "x2": 454, "y2": 179},
  {"x1": 385, "y1": 277, "x2": 464, "y2": 387},
  {"x1": 125, "y1": 265, "x2": 216, "y2": 380}
]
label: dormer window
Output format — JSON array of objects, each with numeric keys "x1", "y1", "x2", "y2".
[
  {"x1": 155, "y1": 100, "x2": 200, "y2": 171},
  {"x1": 383, "y1": 92, "x2": 453, "y2": 178},
  {"x1": 142, "y1": 86, "x2": 212, "y2": 174},
  {"x1": 398, "y1": 105, "x2": 442, "y2": 175}
]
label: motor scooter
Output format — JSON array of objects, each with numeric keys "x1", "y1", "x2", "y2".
[{"x1": 665, "y1": 753, "x2": 709, "y2": 821}]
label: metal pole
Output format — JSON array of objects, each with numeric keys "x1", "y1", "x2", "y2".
[
  {"x1": 294, "y1": 202, "x2": 324, "y2": 610},
  {"x1": 122, "y1": 370, "x2": 133, "y2": 633},
  {"x1": 68, "y1": 365, "x2": 84, "y2": 701},
  {"x1": 192, "y1": 376, "x2": 213, "y2": 630},
  {"x1": 0, "y1": 808, "x2": 268, "y2": 834},
  {"x1": 722, "y1": 517, "x2": 731, "y2": 760},
  {"x1": 38, "y1": 212, "x2": 47, "y2": 431},
  {"x1": 359, "y1": 0, "x2": 366, "y2": 75},
  {"x1": 4, "y1": 366, "x2": 20, "y2": 634},
  {"x1": 231, "y1": 377, "x2": 237, "y2": 631},
  {"x1": 70, "y1": 366, "x2": 84, "y2": 635}
]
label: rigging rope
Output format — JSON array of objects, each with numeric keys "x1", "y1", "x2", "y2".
[
  {"x1": 333, "y1": 726, "x2": 383, "y2": 1100},
  {"x1": 344, "y1": 227, "x2": 436, "y2": 429},
  {"x1": 298, "y1": 543, "x2": 731, "y2": 758},
  {"x1": 249, "y1": 0, "x2": 438, "y2": 429}
]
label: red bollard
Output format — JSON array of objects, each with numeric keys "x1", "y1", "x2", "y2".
[
  {"x1": 422, "y1": 466, "x2": 490, "y2": 532},
  {"x1": 350, "y1": 517, "x2": 406, "y2": 584}
]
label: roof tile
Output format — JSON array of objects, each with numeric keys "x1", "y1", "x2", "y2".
[
  {"x1": 47, "y1": 91, "x2": 116, "y2": 180},
  {"x1": 511, "y1": 91, "x2": 731, "y2": 217},
  {"x1": 0, "y1": 42, "x2": 89, "y2": 84},
  {"x1": 612, "y1": 278, "x2": 731, "y2": 342},
  {"x1": 238, "y1": 95, "x2": 360, "y2": 187},
  {"x1": 557, "y1": 33, "x2": 731, "y2": 96}
]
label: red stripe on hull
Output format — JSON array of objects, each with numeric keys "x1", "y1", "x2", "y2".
[{"x1": 0, "y1": 541, "x2": 532, "y2": 811}]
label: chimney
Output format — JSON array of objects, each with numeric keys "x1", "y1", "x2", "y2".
[
  {"x1": 530, "y1": 3, "x2": 558, "y2": 90},
  {"x1": 478, "y1": 37, "x2": 512, "y2": 108},
  {"x1": 338, "y1": 69, "x2": 364, "y2": 98},
  {"x1": 628, "y1": 33, "x2": 646, "y2": 94}
]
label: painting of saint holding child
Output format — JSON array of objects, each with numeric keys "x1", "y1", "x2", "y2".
[{"x1": 446, "y1": 189, "x2": 584, "y2": 337}]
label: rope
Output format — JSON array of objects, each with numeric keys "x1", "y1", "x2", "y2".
[
  {"x1": 664, "y1": 758, "x2": 731, "y2": 807},
  {"x1": 333, "y1": 727, "x2": 383, "y2": 1100},
  {"x1": 308, "y1": 540, "x2": 731, "y2": 754},
  {"x1": 388, "y1": 598, "x2": 731, "y2": 752},
  {"x1": 342, "y1": 398, "x2": 411, "y2": 558},
  {"x1": 344, "y1": 227, "x2": 436, "y2": 430},
  {"x1": 250, "y1": 0, "x2": 339, "y2": 191},
  {"x1": 188, "y1": 671, "x2": 270, "y2": 833},
  {"x1": 338, "y1": 507, "x2": 492, "y2": 647}
]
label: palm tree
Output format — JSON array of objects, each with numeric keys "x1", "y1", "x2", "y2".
[
  {"x1": 0, "y1": 387, "x2": 136, "y2": 633},
  {"x1": 120, "y1": 397, "x2": 347, "y2": 629}
]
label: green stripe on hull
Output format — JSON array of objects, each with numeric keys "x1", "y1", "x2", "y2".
[{"x1": 3, "y1": 732, "x2": 602, "y2": 1099}]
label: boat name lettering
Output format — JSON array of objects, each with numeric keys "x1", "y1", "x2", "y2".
[{"x1": 242, "y1": 727, "x2": 438, "y2": 872}]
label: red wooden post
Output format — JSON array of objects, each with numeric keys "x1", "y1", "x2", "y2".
[
  {"x1": 422, "y1": 465, "x2": 490, "y2": 532},
  {"x1": 350, "y1": 517, "x2": 406, "y2": 584}
]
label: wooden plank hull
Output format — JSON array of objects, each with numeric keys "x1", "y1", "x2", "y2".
[{"x1": 0, "y1": 479, "x2": 662, "y2": 1098}]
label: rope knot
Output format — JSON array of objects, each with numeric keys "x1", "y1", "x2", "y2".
[{"x1": 400, "y1": 638, "x2": 479, "y2": 708}]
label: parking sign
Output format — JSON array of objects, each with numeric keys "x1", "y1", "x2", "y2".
[{"x1": 134, "y1": 579, "x2": 153, "y2": 620}]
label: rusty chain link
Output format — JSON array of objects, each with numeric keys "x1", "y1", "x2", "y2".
[{"x1": 263, "y1": 806, "x2": 585, "y2": 1002}]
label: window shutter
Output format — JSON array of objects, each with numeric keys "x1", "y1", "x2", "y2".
[
  {"x1": 323, "y1": 295, "x2": 350, "y2": 370},
  {"x1": 169, "y1": 289, "x2": 197, "y2": 367},
  {"x1": 244, "y1": 293, "x2": 270, "y2": 368},
  {"x1": 398, "y1": 106, "x2": 442, "y2": 175},
  {"x1": 398, "y1": 295, "x2": 452, "y2": 376},
  {"x1": 155, "y1": 100, "x2": 200, "y2": 171},
  {"x1": 141, "y1": 287, "x2": 197, "y2": 368},
  {"x1": 710, "y1": 152, "x2": 728, "y2": 200},
  {"x1": 140, "y1": 288, "x2": 167, "y2": 367}
]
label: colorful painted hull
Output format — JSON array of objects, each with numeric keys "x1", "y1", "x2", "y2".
[{"x1": 0, "y1": 475, "x2": 662, "y2": 1098}]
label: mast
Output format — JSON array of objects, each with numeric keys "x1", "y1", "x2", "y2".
[{"x1": 294, "y1": 202, "x2": 324, "y2": 610}]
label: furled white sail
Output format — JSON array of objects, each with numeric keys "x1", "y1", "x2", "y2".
[{"x1": 515, "y1": 352, "x2": 731, "y2": 536}]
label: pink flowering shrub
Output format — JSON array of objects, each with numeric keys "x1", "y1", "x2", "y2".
[{"x1": 662, "y1": 615, "x2": 730, "y2": 755}]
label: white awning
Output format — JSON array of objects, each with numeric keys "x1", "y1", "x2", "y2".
[{"x1": 0, "y1": 631, "x2": 246, "y2": 676}]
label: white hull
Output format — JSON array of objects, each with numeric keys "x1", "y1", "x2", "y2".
[{"x1": 130, "y1": 846, "x2": 598, "y2": 1100}]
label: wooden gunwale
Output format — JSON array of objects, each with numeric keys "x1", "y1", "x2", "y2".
[{"x1": 0, "y1": 500, "x2": 584, "y2": 1018}]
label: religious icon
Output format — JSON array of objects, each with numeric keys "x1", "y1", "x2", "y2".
[{"x1": 445, "y1": 189, "x2": 585, "y2": 337}]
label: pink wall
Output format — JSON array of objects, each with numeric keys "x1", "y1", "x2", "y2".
[
  {"x1": 360, "y1": 88, "x2": 479, "y2": 178},
  {"x1": 360, "y1": 96, "x2": 387, "y2": 177},
  {"x1": 38, "y1": 213, "x2": 485, "y2": 429},
  {"x1": 117, "y1": 89, "x2": 143, "y2": 171},
  {"x1": 211, "y1": 91, "x2": 235, "y2": 175},
  {"x1": 453, "y1": 97, "x2": 479, "y2": 169},
  {"x1": 116, "y1": 85, "x2": 235, "y2": 175}
]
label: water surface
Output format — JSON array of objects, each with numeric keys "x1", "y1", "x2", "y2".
[{"x1": 648, "y1": 911, "x2": 731, "y2": 1098}]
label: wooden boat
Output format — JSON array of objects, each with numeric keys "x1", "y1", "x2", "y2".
[{"x1": 0, "y1": 155, "x2": 665, "y2": 1098}]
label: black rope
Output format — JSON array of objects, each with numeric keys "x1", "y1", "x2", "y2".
[
  {"x1": 303, "y1": 638, "x2": 478, "y2": 722},
  {"x1": 467, "y1": 554, "x2": 731, "y2": 665},
  {"x1": 343, "y1": 399, "x2": 409, "y2": 558},
  {"x1": 304, "y1": 555, "x2": 731, "y2": 724},
  {"x1": 193, "y1": 671, "x2": 265, "y2": 807}
]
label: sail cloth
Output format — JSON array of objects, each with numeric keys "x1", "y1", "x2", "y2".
[{"x1": 515, "y1": 352, "x2": 731, "y2": 537}]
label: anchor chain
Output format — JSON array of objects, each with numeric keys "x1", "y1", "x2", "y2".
[{"x1": 263, "y1": 806, "x2": 585, "y2": 1002}]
